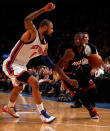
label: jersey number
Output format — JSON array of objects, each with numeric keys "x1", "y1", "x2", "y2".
[{"x1": 29, "y1": 45, "x2": 43, "y2": 58}]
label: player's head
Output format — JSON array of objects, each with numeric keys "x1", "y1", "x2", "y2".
[
  {"x1": 74, "y1": 32, "x2": 83, "y2": 47},
  {"x1": 83, "y1": 32, "x2": 89, "y2": 44},
  {"x1": 39, "y1": 19, "x2": 53, "y2": 36}
]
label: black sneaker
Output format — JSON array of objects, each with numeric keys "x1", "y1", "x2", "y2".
[{"x1": 89, "y1": 107, "x2": 99, "y2": 119}]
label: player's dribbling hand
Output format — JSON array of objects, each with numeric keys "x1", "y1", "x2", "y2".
[
  {"x1": 68, "y1": 79, "x2": 79, "y2": 88},
  {"x1": 44, "y1": 2, "x2": 55, "y2": 12}
]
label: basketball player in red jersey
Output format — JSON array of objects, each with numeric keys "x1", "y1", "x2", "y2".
[{"x1": 2, "y1": 2, "x2": 57, "y2": 123}]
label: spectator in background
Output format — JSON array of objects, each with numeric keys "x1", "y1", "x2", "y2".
[
  {"x1": 38, "y1": 66, "x2": 54, "y2": 96},
  {"x1": 104, "y1": 56, "x2": 110, "y2": 74},
  {"x1": 0, "y1": 70, "x2": 13, "y2": 91},
  {"x1": 46, "y1": 71, "x2": 61, "y2": 97}
]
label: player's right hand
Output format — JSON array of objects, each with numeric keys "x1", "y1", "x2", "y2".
[{"x1": 44, "y1": 2, "x2": 55, "y2": 12}]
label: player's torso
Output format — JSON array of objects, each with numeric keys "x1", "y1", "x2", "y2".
[
  {"x1": 64, "y1": 46, "x2": 84, "y2": 72},
  {"x1": 6, "y1": 32, "x2": 47, "y2": 66}
]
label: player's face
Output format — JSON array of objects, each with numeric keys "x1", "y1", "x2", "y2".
[
  {"x1": 83, "y1": 34, "x2": 89, "y2": 44},
  {"x1": 47, "y1": 23, "x2": 54, "y2": 36},
  {"x1": 74, "y1": 35, "x2": 83, "y2": 47}
]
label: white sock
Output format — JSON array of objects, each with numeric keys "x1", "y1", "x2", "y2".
[
  {"x1": 8, "y1": 101, "x2": 15, "y2": 108},
  {"x1": 36, "y1": 103, "x2": 44, "y2": 112}
]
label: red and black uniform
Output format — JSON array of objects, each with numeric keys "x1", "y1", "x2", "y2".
[
  {"x1": 60, "y1": 44, "x2": 97, "y2": 110},
  {"x1": 66, "y1": 44, "x2": 97, "y2": 107}
]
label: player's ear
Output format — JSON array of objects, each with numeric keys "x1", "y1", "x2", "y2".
[{"x1": 42, "y1": 25, "x2": 48, "y2": 31}]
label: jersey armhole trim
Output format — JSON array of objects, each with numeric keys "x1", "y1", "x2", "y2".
[{"x1": 20, "y1": 34, "x2": 37, "y2": 44}]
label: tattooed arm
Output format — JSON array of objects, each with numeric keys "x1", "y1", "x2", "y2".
[{"x1": 21, "y1": 2, "x2": 55, "y2": 43}]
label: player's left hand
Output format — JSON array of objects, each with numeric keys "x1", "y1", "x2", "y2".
[
  {"x1": 69, "y1": 79, "x2": 79, "y2": 88},
  {"x1": 44, "y1": 2, "x2": 55, "y2": 12}
]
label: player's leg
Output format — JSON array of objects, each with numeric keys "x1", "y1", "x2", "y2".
[
  {"x1": 74, "y1": 88, "x2": 99, "y2": 119},
  {"x1": 71, "y1": 79, "x2": 97, "y2": 108},
  {"x1": 17, "y1": 72, "x2": 56, "y2": 123},
  {"x1": 70, "y1": 93, "x2": 82, "y2": 108},
  {"x1": 1, "y1": 61, "x2": 23, "y2": 117},
  {"x1": 86, "y1": 87, "x2": 97, "y2": 107},
  {"x1": 63, "y1": 80, "x2": 99, "y2": 119},
  {"x1": 2, "y1": 85, "x2": 23, "y2": 118}
]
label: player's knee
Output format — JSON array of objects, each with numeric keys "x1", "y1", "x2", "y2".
[
  {"x1": 33, "y1": 80, "x2": 39, "y2": 87},
  {"x1": 28, "y1": 76, "x2": 39, "y2": 88}
]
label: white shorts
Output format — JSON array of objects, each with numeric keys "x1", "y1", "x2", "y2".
[{"x1": 2, "y1": 59, "x2": 27, "y2": 87}]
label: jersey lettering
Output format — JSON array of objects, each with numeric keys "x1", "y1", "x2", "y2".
[{"x1": 29, "y1": 45, "x2": 43, "y2": 58}]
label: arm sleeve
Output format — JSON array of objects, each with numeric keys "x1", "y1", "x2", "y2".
[{"x1": 41, "y1": 55, "x2": 55, "y2": 70}]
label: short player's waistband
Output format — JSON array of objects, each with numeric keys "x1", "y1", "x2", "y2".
[{"x1": 80, "y1": 84, "x2": 96, "y2": 92}]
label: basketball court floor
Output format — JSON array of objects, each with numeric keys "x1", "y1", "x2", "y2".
[{"x1": 0, "y1": 91, "x2": 110, "y2": 131}]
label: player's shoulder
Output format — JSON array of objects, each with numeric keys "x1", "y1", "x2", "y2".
[
  {"x1": 20, "y1": 30, "x2": 38, "y2": 44},
  {"x1": 88, "y1": 42, "x2": 96, "y2": 48},
  {"x1": 62, "y1": 46, "x2": 73, "y2": 57},
  {"x1": 54, "y1": 44, "x2": 73, "y2": 64}
]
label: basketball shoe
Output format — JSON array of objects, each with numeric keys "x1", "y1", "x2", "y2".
[
  {"x1": 40, "y1": 110, "x2": 56, "y2": 123},
  {"x1": 1, "y1": 105, "x2": 19, "y2": 118},
  {"x1": 89, "y1": 107, "x2": 99, "y2": 119}
]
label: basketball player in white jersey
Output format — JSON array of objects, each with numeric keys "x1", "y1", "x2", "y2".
[{"x1": 2, "y1": 2, "x2": 56, "y2": 123}]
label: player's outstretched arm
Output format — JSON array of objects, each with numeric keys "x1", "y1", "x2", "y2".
[
  {"x1": 24, "y1": 2, "x2": 55, "y2": 31},
  {"x1": 21, "y1": 2, "x2": 55, "y2": 43}
]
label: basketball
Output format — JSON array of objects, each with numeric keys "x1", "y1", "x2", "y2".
[{"x1": 87, "y1": 54, "x2": 103, "y2": 69}]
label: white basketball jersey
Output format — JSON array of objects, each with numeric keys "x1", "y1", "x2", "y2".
[{"x1": 3, "y1": 31, "x2": 47, "y2": 75}]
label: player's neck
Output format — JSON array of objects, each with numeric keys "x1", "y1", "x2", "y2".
[{"x1": 38, "y1": 29, "x2": 45, "y2": 41}]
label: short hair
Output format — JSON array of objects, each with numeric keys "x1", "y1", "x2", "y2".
[
  {"x1": 39, "y1": 19, "x2": 52, "y2": 28},
  {"x1": 83, "y1": 32, "x2": 89, "y2": 38},
  {"x1": 74, "y1": 32, "x2": 83, "y2": 39}
]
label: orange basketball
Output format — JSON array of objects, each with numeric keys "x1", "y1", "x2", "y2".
[{"x1": 87, "y1": 54, "x2": 103, "y2": 69}]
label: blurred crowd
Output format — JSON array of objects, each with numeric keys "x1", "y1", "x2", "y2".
[{"x1": 0, "y1": 63, "x2": 73, "y2": 102}]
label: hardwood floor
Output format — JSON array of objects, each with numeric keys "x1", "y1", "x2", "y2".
[{"x1": 0, "y1": 92, "x2": 110, "y2": 131}]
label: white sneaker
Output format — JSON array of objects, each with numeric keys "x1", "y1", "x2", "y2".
[
  {"x1": 1, "y1": 105, "x2": 19, "y2": 118},
  {"x1": 40, "y1": 110, "x2": 56, "y2": 124}
]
